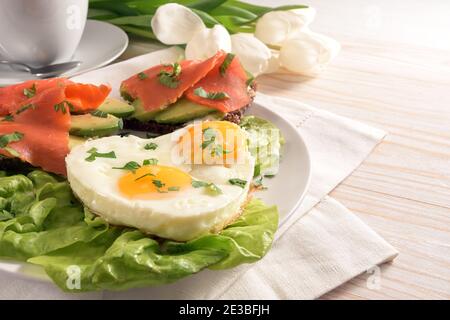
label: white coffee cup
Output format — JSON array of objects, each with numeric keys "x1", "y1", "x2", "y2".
[{"x1": 0, "y1": 0, "x2": 88, "y2": 68}]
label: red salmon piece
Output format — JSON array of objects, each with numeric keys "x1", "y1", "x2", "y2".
[
  {"x1": 0, "y1": 87, "x2": 70, "y2": 175},
  {"x1": 0, "y1": 78, "x2": 110, "y2": 115},
  {"x1": 0, "y1": 78, "x2": 69, "y2": 116},
  {"x1": 65, "y1": 83, "x2": 111, "y2": 113},
  {"x1": 185, "y1": 54, "x2": 251, "y2": 113},
  {"x1": 120, "y1": 51, "x2": 225, "y2": 112}
]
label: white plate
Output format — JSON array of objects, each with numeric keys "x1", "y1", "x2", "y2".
[
  {"x1": 0, "y1": 102, "x2": 311, "y2": 283},
  {"x1": 0, "y1": 20, "x2": 128, "y2": 86}
]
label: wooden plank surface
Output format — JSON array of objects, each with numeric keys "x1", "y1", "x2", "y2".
[{"x1": 123, "y1": 0, "x2": 450, "y2": 299}]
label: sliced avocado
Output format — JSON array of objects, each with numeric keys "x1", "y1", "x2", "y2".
[
  {"x1": 153, "y1": 98, "x2": 217, "y2": 124},
  {"x1": 97, "y1": 98, "x2": 135, "y2": 118},
  {"x1": 131, "y1": 99, "x2": 165, "y2": 122},
  {"x1": 120, "y1": 83, "x2": 134, "y2": 102},
  {"x1": 70, "y1": 114, "x2": 123, "y2": 137},
  {"x1": 68, "y1": 135, "x2": 87, "y2": 150}
]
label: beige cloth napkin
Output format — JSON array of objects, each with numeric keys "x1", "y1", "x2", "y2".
[{"x1": 0, "y1": 47, "x2": 397, "y2": 299}]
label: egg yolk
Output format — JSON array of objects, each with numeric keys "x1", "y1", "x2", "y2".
[
  {"x1": 178, "y1": 121, "x2": 246, "y2": 165},
  {"x1": 118, "y1": 165, "x2": 192, "y2": 199}
]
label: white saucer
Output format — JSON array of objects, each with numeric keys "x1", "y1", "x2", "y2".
[{"x1": 0, "y1": 20, "x2": 129, "y2": 86}]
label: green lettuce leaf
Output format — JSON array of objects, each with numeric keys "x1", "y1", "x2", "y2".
[{"x1": 0, "y1": 170, "x2": 278, "y2": 292}]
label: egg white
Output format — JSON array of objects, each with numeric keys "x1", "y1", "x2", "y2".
[{"x1": 65, "y1": 126, "x2": 255, "y2": 241}]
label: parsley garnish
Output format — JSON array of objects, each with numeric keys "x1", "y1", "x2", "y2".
[
  {"x1": 85, "y1": 147, "x2": 116, "y2": 162},
  {"x1": 253, "y1": 163, "x2": 261, "y2": 177},
  {"x1": 191, "y1": 180, "x2": 222, "y2": 196},
  {"x1": 0, "y1": 132, "x2": 24, "y2": 157},
  {"x1": 168, "y1": 186, "x2": 180, "y2": 191},
  {"x1": 137, "y1": 72, "x2": 148, "y2": 80},
  {"x1": 90, "y1": 110, "x2": 108, "y2": 118},
  {"x1": 144, "y1": 142, "x2": 158, "y2": 150},
  {"x1": 112, "y1": 161, "x2": 141, "y2": 172},
  {"x1": 158, "y1": 62, "x2": 181, "y2": 88},
  {"x1": 200, "y1": 128, "x2": 230, "y2": 156},
  {"x1": 152, "y1": 179, "x2": 165, "y2": 188},
  {"x1": 229, "y1": 178, "x2": 247, "y2": 188},
  {"x1": 192, "y1": 180, "x2": 209, "y2": 188},
  {"x1": 143, "y1": 158, "x2": 158, "y2": 165},
  {"x1": 1, "y1": 115, "x2": 14, "y2": 122},
  {"x1": 54, "y1": 101, "x2": 74, "y2": 114},
  {"x1": 220, "y1": 53, "x2": 235, "y2": 76},
  {"x1": 134, "y1": 173, "x2": 155, "y2": 181},
  {"x1": 205, "y1": 183, "x2": 222, "y2": 196},
  {"x1": 16, "y1": 103, "x2": 35, "y2": 115},
  {"x1": 194, "y1": 87, "x2": 229, "y2": 100},
  {"x1": 246, "y1": 70, "x2": 255, "y2": 87},
  {"x1": 23, "y1": 83, "x2": 36, "y2": 98}
]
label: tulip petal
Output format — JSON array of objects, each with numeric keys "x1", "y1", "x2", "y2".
[
  {"x1": 265, "y1": 51, "x2": 281, "y2": 74},
  {"x1": 185, "y1": 24, "x2": 232, "y2": 60},
  {"x1": 231, "y1": 33, "x2": 271, "y2": 76},
  {"x1": 255, "y1": 10, "x2": 313, "y2": 46},
  {"x1": 290, "y1": 7, "x2": 317, "y2": 27},
  {"x1": 279, "y1": 31, "x2": 341, "y2": 76},
  {"x1": 151, "y1": 3, "x2": 205, "y2": 45}
]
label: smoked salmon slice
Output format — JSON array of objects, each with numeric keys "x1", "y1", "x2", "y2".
[
  {"x1": 0, "y1": 78, "x2": 110, "y2": 115},
  {"x1": 185, "y1": 54, "x2": 251, "y2": 113},
  {"x1": 0, "y1": 78, "x2": 69, "y2": 116},
  {"x1": 0, "y1": 86, "x2": 70, "y2": 175},
  {"x1": 65, "y1": 83, "x2": 111, "y2": 113},
  {"x1": 120, "y1": 51, "x2": 225, "y2": 112}
]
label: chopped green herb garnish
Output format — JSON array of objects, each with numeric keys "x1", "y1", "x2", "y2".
[
  {"x1": 157, "y1": 188, "x2": 168, "y2": 193},
  {"x1": 210, "y1": 144, "x2": 231, "y2": 157},
  {"x1": 152, "y1": 179, "x2": 165, "y2": 188},
  {"x1": 143, "y1": 158, "x2": 158, "y2": 166},
  {"x1": 23, "y1": 83, "x2": 36, "y2": 98},
  {"x1": 253, "y1": 176, "x2": 267, "y2": 190},
  {"x1": 0, "y1": 131, "x2": 24, "y2": 157},
  {"x1": 192, "y1": 180, "x2": 209, "y2": 188},
  {"x1": 194, "y1": 87, "x2": 229, "y2": 100},
  {"x1": 158, "y1": 63, "x2": 181, "y2": 88},
  {"x1": 205, "y1": 183, "x2": 222, "y2": 196},
  {"x1": 112, "y1": 161, "x2": 141, "y2": 172},
  {"x1": 134, "y1": 173, "x2": 155, "y2": 181},
  {"x1": 90, "y1": 110, "x2": 108, "y2": 118},
  {"x1": 245, "y1": 70, "x2": 255, "y2": 87},
  {"x1": 168, "y1": 186, "x2": 180, "y2": 192},
  {"x1": 137, "y1": 72, "x2": 148, "y2": 80},
  {"x1": 144, "y1": 142, "x2": 158, "y2": 150},
  {"x1": 1, "y1": 115, "x2": 14, "y2": 122},
  {"x1": 85, "y1": 147, "x2": 116, "y2": 162},
  {"x1": 201, "y1": 137, "x2": 215, "y2": 150},
  {"x1": 54, "y1": 101, "x2": 74, "y2": 114},
  {"x1": 16, "y1": 103, "x2": 35, "y2": 115},
  {"x1": 191, "y1": 180, "x2": 222, "y2": 196},
  {"x1": 220, "y1": 53, "x2": 235, "y2": 76},
  {"x1": 202, "y1": 127, "x2": 216, "y2": 140},
  {"x1": 229, "y1": 178, "x2": 247, "y2": 188},
  {"x1": 253, "y1": 163, "x2": 261, "y2": 178}
]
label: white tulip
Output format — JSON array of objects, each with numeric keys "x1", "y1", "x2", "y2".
[
  {"x1": 230, "y1": 33, "x2": 271, "y2": 76},
  {"x1": 185, "y1": 24, "x2": 232, "y2": 60},
  {"x1": 265, "y1": 51, "x2": 281, "y2": 74},
  {"x1": 290, "y1": 7, "x2": 317, "y2": 27},
  {"x1": 279, "y1": 31, "x2": 341, "y2": 76},
  {"x1": 151, "y1": 3, "x2": 205, "y2": 45},
  {"x1": 255, "y1": 8, "x2": 316, "y2": 46}
]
